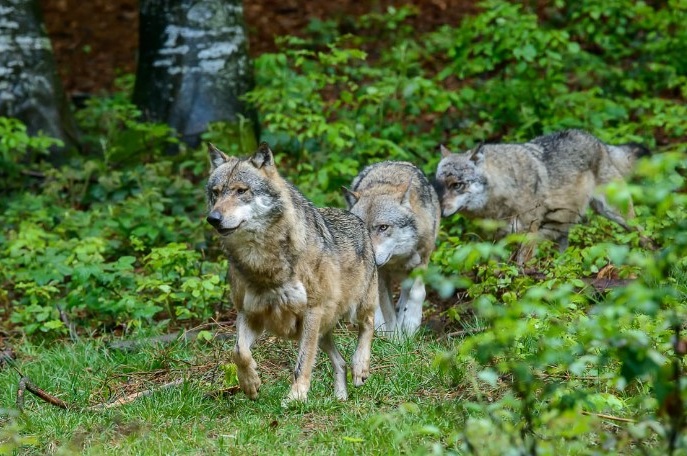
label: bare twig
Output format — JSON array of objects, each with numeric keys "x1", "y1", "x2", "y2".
[
  {"x1": 442, "y1": 327, "x2": 487, "y2": 339},
  {"x1": 87, "y1": 379, "x2": 184, "y2": 410},
  {"x1": 20, "y1": 169, "x2": 46, "y2": 178},
  {"x1": 536, "y1": 373, "x2": 602, "y2": 382},
  {"x1": 16, "y1": 377, "x2": 27, "y2": 411},
  {"x1": 16, "y1": 376, "x2": 70, "y2": 411},
  {"x1": 581, "y1": 411, "x2": 636, "y2": 423}
]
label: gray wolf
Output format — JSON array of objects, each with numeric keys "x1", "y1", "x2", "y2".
[
  {"x1": 344, "y1": 161, "x2": 440, "y2": 335},
  {"x1": 434, "y1": 129, "x2": 650, "y2": 263},
  {"x1": 205, "y1": 142, "x2": 379, "y2": 402}
]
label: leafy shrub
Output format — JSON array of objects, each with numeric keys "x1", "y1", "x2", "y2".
[
  {"x1": 0, "y1": 80, "x2": 222, "y2": 334},
  {"x1": 0, "y1": 1, "x2": 685, "y2": 453},
  {"x1": 0, "y1": 117, "x2": 63, "y2": 191}
]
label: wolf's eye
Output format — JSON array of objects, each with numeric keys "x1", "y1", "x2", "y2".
[
  {"x1": 235, "y1": 187, "x2": 248, "y2": 195},
  {"x1": 377, "y1": 224, "x2": 390, "y2": 233},
  {"x1": 448, "y1": 182, "x2": 464, "y2": 191},
  {"x1": 211, "y1": 188, "x2": 220, "y2": 198}
]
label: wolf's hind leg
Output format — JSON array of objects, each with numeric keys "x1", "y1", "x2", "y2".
[
  {"x1": 286, "y1": 309, "x2": 323, "y2": 403},
  {"x1": 234, "y1": 312, "x2": 263, "y2": 400},
  {"x1": 352, "y1": 288, "x2": 377, "y2": 387},
  {"x1": 556, "y1": 235, "x2": 569, "y2": 253},
  {"x1": 515, "y1": 236, "x2": 538, "y2": 265},
  {"x1": 375, "y1": 274, "x2": 396, "y2": 332},
  {"x1": 590, "y1": 196, "x2": 655, "y2": 249},
  {"x1": 319, "y1": 331, "x2": 348, "y2": 400},
  {"x1": 396, "y1": 276, "x2": 425, "y2": 336}
]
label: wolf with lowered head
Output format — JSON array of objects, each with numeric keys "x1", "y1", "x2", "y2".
[
  {"x1": 435, "y1": 129, "x2": 650, "y2": 263},
  {"x1": 344, "y1": 161, "x2": 440, "y2": 336},
  {"x1": 205, "y1": 142, "x2": 379, "y2": 402}
]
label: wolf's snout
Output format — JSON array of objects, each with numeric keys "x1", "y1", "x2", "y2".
[{"x1": 206, "y1": 211, "x2": 222, "y2": 227}]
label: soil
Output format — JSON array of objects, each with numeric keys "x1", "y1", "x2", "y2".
[{"x1": 39, "y1": 0, "x2": 478, "y2": 96}]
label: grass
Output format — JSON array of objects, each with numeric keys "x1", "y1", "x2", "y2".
[{"x1": 0, "y1": 327, "x2": 465, "y2": 455}]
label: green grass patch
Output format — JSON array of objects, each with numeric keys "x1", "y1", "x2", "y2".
[{"x1": 0, "y1": 330, "x2": 464, "y2": 455}]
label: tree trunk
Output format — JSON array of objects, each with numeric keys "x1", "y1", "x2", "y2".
[
  {"x1": 0, "y1": 0, "x2": 79, "y2": 155},
  {"x1": 133, "y1": 0, "x2": 258, "y2": 149}
]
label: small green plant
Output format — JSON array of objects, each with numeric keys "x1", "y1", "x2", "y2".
[
  {"x1": 0, "y1": 117, "x2": 63, "y2": 188},
  {"x1": 75, "y1": 75, "x2": 179, "y2": 165},
  {"x1": 0, "y1": 2, "x2": 685, "y2": 453}
]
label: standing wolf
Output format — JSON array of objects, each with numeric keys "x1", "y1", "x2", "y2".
[
  {"x1": 344, "y1": 161, "x2": 440, "y2": 335},
  {"x1": 435, "y1": 129, "x2": 650, "y2": 262},
  {"x1": 205, "y1": 142, "x2": 379, "y2": 402}
]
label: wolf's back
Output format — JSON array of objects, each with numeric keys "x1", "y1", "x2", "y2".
[
  {"x1": 317, "y1": 207, "x2": 376, "y2": 263},
  {"x1": 350, "y1": 161, "x2": 440, "y2": 221},
  {"x1": 529, "y1": 129, "x2": 649, "y2": 181}
]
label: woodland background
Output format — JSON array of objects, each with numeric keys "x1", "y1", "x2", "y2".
[{"x1": 1, "y1": 1, "x2": 686, "y2": 454}]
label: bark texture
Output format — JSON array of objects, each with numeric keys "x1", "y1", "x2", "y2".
[
  {"x1": 0, "y1": 0, "x2": 79, "y2": 152},
  {"x1": 133, "y1": 0, "x2": 257, "y2": 147}
]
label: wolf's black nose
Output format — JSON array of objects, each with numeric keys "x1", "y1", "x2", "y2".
[{"x1": 206, "y1": 211, "x2": 222, "y2": 227}]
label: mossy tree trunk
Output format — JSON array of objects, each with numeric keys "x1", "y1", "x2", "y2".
[
  {"x1": 0, "y1": 0, "x2": 79, "y2": 156},
  {"x1": 133, "y1": 0, "x2": 258, "y2": 149}
]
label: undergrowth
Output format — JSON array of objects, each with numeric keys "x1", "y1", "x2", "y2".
[{"x1": 1, "y1": 1, "x2": 686, "y2": 454}]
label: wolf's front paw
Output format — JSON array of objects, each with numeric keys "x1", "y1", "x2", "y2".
[
  {"x1": 333, "y1": 379, "x2": 348, "y2": 401},
  {"x1": 282, "y1": 383, "x2": 309, "y2": 405},
  {"x1": 351, "y1": 363, "x2": 369, "y2": 387},
  {"x1": 396, "y1": 310, "x2": 421, "y2": 337},
  {"x1": 238, "y1": 369, "x2": 261, "y2": 400}
]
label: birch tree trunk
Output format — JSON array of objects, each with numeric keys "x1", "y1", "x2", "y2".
[
  {"x1": 0, "y1": 0, "x2": 79, "y2": 154},
  {"x1": 133, "y1": 0, "x2": 257, "y2": 148}
]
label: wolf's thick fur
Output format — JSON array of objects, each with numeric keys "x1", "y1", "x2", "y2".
[
  {"x1": 206, "y1": 143, "x2": 379, "y2": 402},
  {"x1": 344, "y1": 161, "x2": 440, "y2": 335},
  {"x1": 435, "y1": 129, "x2": 650, "y2": 262}
]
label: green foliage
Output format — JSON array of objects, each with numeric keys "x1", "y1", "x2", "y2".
[
  {"x1": 0, "y1": 410, "x2": 38, "y2": 455},
  {"x1": 243, "y1": 0, "x2": 686, "y2": 453},
  {"x1": 1, "y1": 0, "x2": 686, "y2": 454},
  {"x1": 0, "y1": 79, "x2": 224, "y2": 334},
  {"x1": 74, "y1": 75, "x2": 179, "y2": 165},
  {"x1": 0, "y1": 117, "x2": 63, "y2": 189},
  {"x1": 200, "y1": 115, "x2": 259, "y2": 158}
]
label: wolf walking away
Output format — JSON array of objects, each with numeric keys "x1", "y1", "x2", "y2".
[
  {"x1": 344, "y1": 161, "x2": 440, "y2": 336},
  {"x1": 205, "y1": 142, "x2": 379, "y2": 402},
  {"x1": 434, "y1": 129, "x2": 651, "y2": 263}
]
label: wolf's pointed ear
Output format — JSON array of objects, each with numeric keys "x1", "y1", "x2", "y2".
[
  {"x1": 342, "y1": 186, "x2": 360, "y2": 207},
  {"x1": 439, "y1": 144, "x2": 452, "y2": 158},
  {"x1": 251, "y1": 142, "x2": 274, "y2": 169},
  {"x1": 469, "y1": 143, "x2": 485, "y2": 163},
  {"x1": 400, "y1": 177, "x2": 413, "y2": 207},
  {"x1": 208, "y1": 143, "x2": 229, "y2": 171}
]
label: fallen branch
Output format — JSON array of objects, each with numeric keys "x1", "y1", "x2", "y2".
[
  {"x1": 16, "y1": 377, "x2": 26, "y2": 411},
  {"x1": 14, "y1": 373, "x2": 188, "y2": 413},
  {"x1": 16, "y1": 376, "x2": 70, "y2": 412},
  {"x1": 581, "y1": 411, "x2": 636, "y2": 423},
  {"x1": 442, "y1": 327, "x2": 487, "y2": 339},
  {"x1": 87, "y1": 379, "x2": 184, "y2": 410}
]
